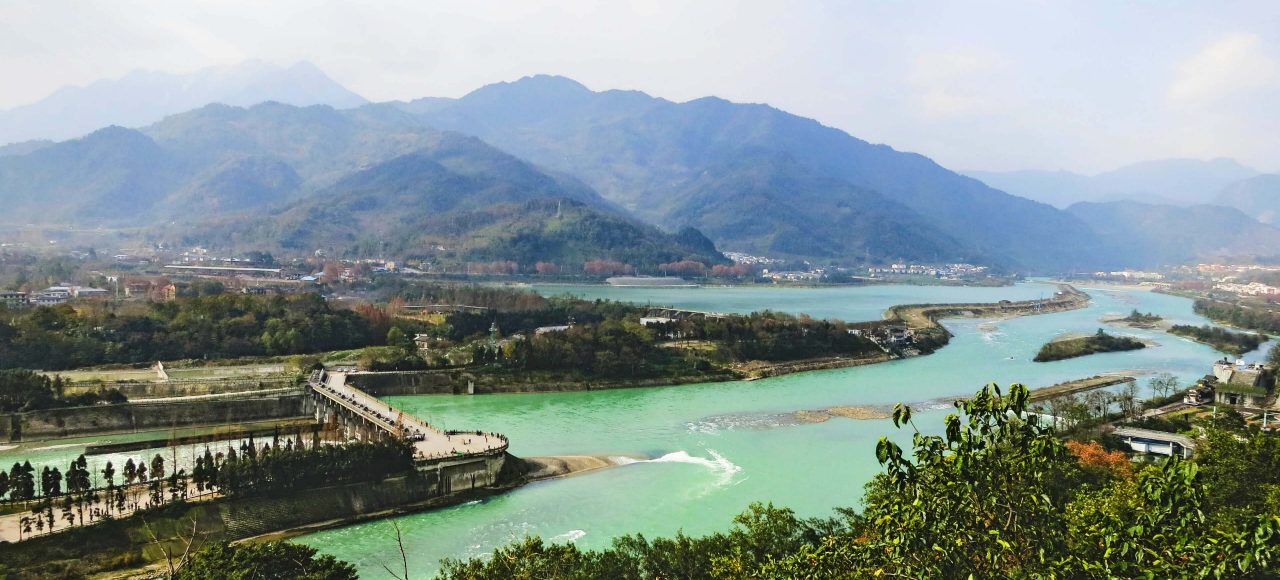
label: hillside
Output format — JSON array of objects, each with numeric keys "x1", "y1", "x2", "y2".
[
  {"x1": 0, "y1": 126, "x2": 183, "y2": 222},
  {"x1": 176, "y1": 143, "x2": 723, "y2": 268},
  {"x1": 401, "y1": 75, "x2": 1109, "y2": 271},
  {"x1": 0, "y1": 103, "x2": 452, "y2": 226},
  {"x1": 1215, "y1": 174, "x2": 1280, "y2": 226},
  {"x1": 1066, "y1": 201, "x2": 1280, "y2": 266},
  {"x1": 0, "y1": 60, "x2": 366, "y2": 146}
]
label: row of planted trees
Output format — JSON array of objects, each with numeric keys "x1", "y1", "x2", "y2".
[
  {"x1": 2, "y1": 452, "x2": 187, "y2": 541},
  {"x1": 0, "y1": 437, "x2": 413, "y2": 541}
]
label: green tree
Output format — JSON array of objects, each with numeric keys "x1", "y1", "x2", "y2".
[
  {"x1": 175, "y1": 541, "x2": 357, "y2": 580},
  {"x1": 386, "y1": 326, "x2": 410, "y2": 350},
  {"x1": 101, "y1": 461, "x2": 115, "y2": 515}
]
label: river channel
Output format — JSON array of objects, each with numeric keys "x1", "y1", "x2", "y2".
[{"x1": 292, "y1": 281, "x2": 1274, "y2": 576}]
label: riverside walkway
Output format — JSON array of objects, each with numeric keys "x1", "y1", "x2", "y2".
[{"x1": 308, "y1": 370, "x2": 507, "y2": 460}]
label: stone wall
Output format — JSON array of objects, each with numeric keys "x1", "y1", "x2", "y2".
[
  {"x1": 61, "y1": 377, "x2": 297, "y2": 400},
  {"x1": 347, "y1": 370, "x2": 468, "y2": 395},
  {"x1": 1, "y1": 391, "x2": 309, "y2": 441},
  {"x1": 214, "y1": 452, "x2": 513, "y2": 540}
]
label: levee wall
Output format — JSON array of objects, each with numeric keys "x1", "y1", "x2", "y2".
[
  {"x1": 1, "y1": 391, "x2": 309, "y2": 441},
  {"x1": 61, "y1": 377, "x2": 296, "y2": 400}
]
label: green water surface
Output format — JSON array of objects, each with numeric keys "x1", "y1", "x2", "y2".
[{"x1": 290, "y1": 282, "x2": 1270, "y2": 576}]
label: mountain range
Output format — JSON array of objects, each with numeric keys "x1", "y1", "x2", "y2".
[
  {"x1": 393, "y1": 75, "x2": 1114, "y2": 271},
  {"x1": 1, "y1": 66, "x2": 1278, "y2": 272},
  {"x1": 0, "y1": 61, "x2": 366, "y2": 147},
  {"x1": 1215, "y1": 174, "x2": 1280, "y2": 227},
  {"x1": 966, "y1": 158, "x2": 1262, "y2": 209}
]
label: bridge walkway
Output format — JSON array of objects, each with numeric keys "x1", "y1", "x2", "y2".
[{"x1": 308, "y1": 370, "x2": 506, "y2": 461}]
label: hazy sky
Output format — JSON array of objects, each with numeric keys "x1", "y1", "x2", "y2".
[{"x1": 2, "y1": 1, "x2": 1277, "y2": 173}]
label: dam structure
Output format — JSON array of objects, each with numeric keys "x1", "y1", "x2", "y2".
[
  {"x1": 308, "y1": 369, "x2": 506, "y2": 456},
  {"x1": 306, "y1": 368, "x2": 512, "y2": 491}
]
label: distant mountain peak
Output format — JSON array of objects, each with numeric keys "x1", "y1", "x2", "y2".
[
  {"x1": 507, "y1": 74, "x2": 591, "y2": 92},
  {"x1": 0, "y1": 60, "x2": 366, "y2": 146},
  {"x1": 463, "y1": 75, "x2": 593, "y2": 102}
]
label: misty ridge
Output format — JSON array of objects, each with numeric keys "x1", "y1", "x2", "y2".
[{"x1": 1, "y1": 60, "x2": 1278, "y2": 273}]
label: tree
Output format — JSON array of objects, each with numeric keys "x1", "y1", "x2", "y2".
[
  {"x1": 175, "y1": 541, "x2": 357, "y2": 580},
  {"x1": 66, "y1": 454, "x2": 90, "y2": 525},
  {"x1": 1148, "y1": 373, "x2": 1179, "y2": 402},
  {"x1": 1113, "y1": 379, "x2": 1137, "y2": 419},
  {"x1": 101, "y1": 461, "x2": 115, "y2": 515},
  {"x1": 386, "y1": 326, "x2": 410, "y2": 350},
  {"x1": 1269, "y1": 342, "x2": 1280, "y2": 368},
  {"x1": 149, "y1": 454, "x2": 165, "y2": 506}
]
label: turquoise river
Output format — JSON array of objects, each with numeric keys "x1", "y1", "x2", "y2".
[
  {"x1": 296, "y1": 281, "x2": 1273, "y2": 576},
  {"x1": 3, "y1": 282, "x2": 1273, "y2": 576}
]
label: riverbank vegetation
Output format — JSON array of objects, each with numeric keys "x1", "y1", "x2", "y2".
[
  {"x1": 369, "y1": 284, "x2": 883, "y2": 380},
  {"x1": 175, "y1": 541, "x2": 357, "y2": 580},
  {"x1": 436, "y1": 384, "x2": 1280, "y2": 578},
  {"x1": 1, "y1": 283, "x2": 880, "y2": 383},
  {"x1": 0, "y1": 369, "x2": 126, "y2": 412},
  {"x1": 1169, "y1": 324, "x2": 1267, "y2": 355},
  {"x1": 1117, "y1": 309, "x2": 1162, "y2": 326},
  {"x1": 0, "y1": 294, "x2": 373, "y2": 370},
  {"x1": 1033, "y1": 329, "x2": 1145, "y2": 362},
  {"x1": 1193, "y1": 298, "x2": 1280, "y2": 334}
]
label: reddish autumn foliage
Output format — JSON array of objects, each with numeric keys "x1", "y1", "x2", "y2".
[
  {"x1": 711, "y1": 263, "x2": 757, "y2": 278},
  {"x1": 659, "y1": 260, "x2": 706, "y2": 276},
  {"x1": 1066, "y1": 439, "x2": 1134, "y2": 479},
  {"x1": 583, "y1": 259, "x2": 633, "y2": 276}
]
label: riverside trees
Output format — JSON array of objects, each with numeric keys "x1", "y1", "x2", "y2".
[
  {"x1": 1, "y1": 440, "x2": 413, "y2": 539},
  {"x1": 0, "y1": 293, "x2": 374, "y2": 370},
  {"x1": 1033, "y1": 329, "x2": 1146, "y2": 362}
]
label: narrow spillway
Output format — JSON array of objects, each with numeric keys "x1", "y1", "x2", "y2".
[{"x1": 293, "y1": 282, "x2": 1274, "y2": 576}]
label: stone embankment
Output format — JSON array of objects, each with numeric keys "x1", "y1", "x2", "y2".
[
  {"x1": 886, "y1": 284, "x2": 1089, "y2": 330},
  {"x1": 2, "y1": 389, "x2": 310, "y2": 442},
  {"x1": 735, "y1": 353, "x2": 892, "y2": 380},
  {"x1": 60, "y1": 376, "x2": 297, "y2": 400},
  {"x1": 881, "y1": 284, "x2": 1090, "y2": 352},
  {"x1": 1028, "y1": 375, "x2": 1137, "y2": 402}
]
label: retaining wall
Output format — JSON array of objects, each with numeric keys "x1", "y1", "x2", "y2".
[
  {"x1": 61, "y1": 377, "x2": 297, "y2": 400},
  {"x1": 1, "y1": 391, "x2": 309, "y2": 441}
]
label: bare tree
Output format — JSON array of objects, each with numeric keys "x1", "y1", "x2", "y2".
[
  {"x1": 1120, "y1": 379, "x2": 1140, "y2": 419},
  {"x1": 1085, "y1": 390, "x2": 1112, "y2": 421},
  {"x1": 381, "y1": 520, "x2": 411, "y2": 580},
  {"x1": 1148, "y1": 373, "x2": 1179, "y2": 402},
  {"x1": 144, "y1": 515, "x2": 201, "y2": 578}
]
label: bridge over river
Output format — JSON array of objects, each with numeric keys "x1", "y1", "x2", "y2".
[{"x1": 307, "y1": 369, "x2": 507, "y2": 461}]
